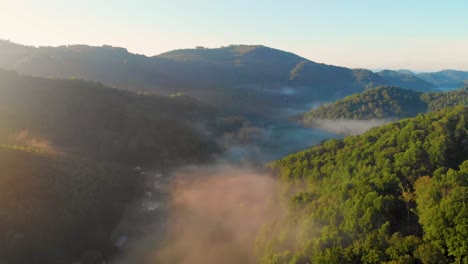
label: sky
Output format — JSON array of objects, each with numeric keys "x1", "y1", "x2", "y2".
[{"x1": 1, "y1": 0, "x2": 467, "y2": 71}]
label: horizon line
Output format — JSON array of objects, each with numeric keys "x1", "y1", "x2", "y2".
[{"x1": 1, "y1": 38, "x2": 467, "y2": 73}]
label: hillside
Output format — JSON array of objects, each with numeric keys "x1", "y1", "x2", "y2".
[
  {"x1": 0, "y1": 69, "x2": 218, "y2": 166},
  {"x1": 377, "y1": 70, "x2": 435, "y2": 91},
  {"x1": 0, "y1": 41, "x2": 390, "y2": 116},
  {"x1": 0, "y1": 70, "x2": 229, "y2": 263},
  {"x1": 302, "y1": 86, "x2": 468, "y2": 124},
  {"x1": 0, "y1": 146, "x2": 140, "y2": 263},
  {"x1": 258, "y1": 106, "x2": 468, "y2": 263},
  {"x1": 396, "y1": 69, "x2": 415, "y2": 75},
  {"x1": 418, "y1": 70, "x2": 468, "y2": 89}
]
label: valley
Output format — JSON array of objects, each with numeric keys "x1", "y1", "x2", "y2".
[{"x1": 0, "y1": 39, "x2": 467, "y2": 264}]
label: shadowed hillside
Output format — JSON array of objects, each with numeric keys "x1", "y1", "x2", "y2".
[{"x1": 0, "y1": 41, "x2": 390, "y2": 117}]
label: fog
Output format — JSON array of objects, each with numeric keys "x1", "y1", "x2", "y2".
[
  {"x1": 218, "y1": 123, "x2": 336, "y2": 164},
  {"x1": 112, "y1": 118, "x2": 381, "y2": 263},
  {"x1": 114, "y1": 165, "x2": 283, "y2": 264},
  {"x1": 310, "y1": 118, "x2": 391, "y2": 135}
]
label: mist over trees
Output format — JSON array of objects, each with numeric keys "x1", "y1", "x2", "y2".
[
  {"x1": 0, "y1": 39, "x2": 467, "y2": 264},
  {"x1": 0, "y1": 70, "x2": 224, "y2": 263},
  {"x1": 258, "y1": 106, "x2": 468, "y2": 264}
]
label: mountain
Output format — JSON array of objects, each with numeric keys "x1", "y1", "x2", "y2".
[
  {"x1": 302, "y1": 86, "x2": 468, "y2": 124},
  {"x1": 0, "y1": 69, "x2": 231, "y2": 263},
  {"x1": 258, "y1": 106, "x2": 468, "y2": 264},
  {"x1": 377, "y1": 70, "x2": 435, "y2": 91},
  {"x1": 0, "y1": 69, "x2": 218, "y2": 166},
  {"x1": 396, "y1": 69, "x2": 415, "y2": 75},
  {"x1": 418, "y1": 69, "x2": 468, "y2": 89},
  {"x1": 421, "y1": 87, "x2": 468, "y2": 111},
  {"x1": 0, "y1": 40, "x2": 389, "y2": 117}
]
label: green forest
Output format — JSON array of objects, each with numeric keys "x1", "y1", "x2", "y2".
[
  {"x1": 302, "y1": 86, "x2": 468, "y2": 123},
  {"x1": 0, "y1": 70, "x2": 225, "y2": 263},
  {"x1": 258, "y1": 106, "x2": 468, "y2": 264},
  {"x1": 0, "y1": 69, "x2": 218, "y2": 167},
  {"x1": 1, "y1": 42, "x2": 468, "y2": 264}
]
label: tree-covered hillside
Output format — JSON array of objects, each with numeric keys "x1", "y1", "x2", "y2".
[
  {"x1": 0, "y1": 146, "x2": 139, "y2": 263},
  {"x1": 258, "y1": 106, "x2": 468, "y2": 264},
  {"x1": 421, "y1": 87, "x2": 468, "y2": 111},
  {"x1": 302, "y1": 86, "x2": 468, "y2": 124},
  {"x1": 0, "y1": 40, "x2": 388, "y2": 94},
  {"x1": 377, "y1": 70, "x2": 435, "y2": 92},
  {"x1": 0, "y1": 70, "x2": 226, "y2": 263},
  {"x1": 0, "y1": 69, "x2": 217, "y2": 167},
  {"x1": 418, "y1": 70, "x2": 468, "y2": 89}
]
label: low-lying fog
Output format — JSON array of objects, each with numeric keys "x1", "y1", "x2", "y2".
[{"x1": 111, "y1": 100, "x2": 390, "y2": 263}]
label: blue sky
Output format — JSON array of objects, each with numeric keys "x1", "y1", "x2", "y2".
[{"x1": 1, "y1": 0, "x2": 467, "y2": 71}]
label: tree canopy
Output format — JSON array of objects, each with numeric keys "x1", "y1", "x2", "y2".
[
  {"x1": 258, "y1": 106, "x2": 468, "y2": 264},
  {"x1": 303, "y1": 86, "x2": 468, "y2": 124}
]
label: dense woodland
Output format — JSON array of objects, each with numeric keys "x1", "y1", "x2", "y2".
[
  {"x1": 258, "y1": 106, "x2": 468, "y2": 264},
  {"x1": 0, "y1": 70, "x2": 225, "y2": 263},
  {"x1": 1, "y1": 40, "x2": 468, "y2": 264},
  {"x1": 303, "y1": 86, "x2": 468, "y2": 123},
  {"x1": 0, "y1": 70, "x2": 218, "y2": 167},
  {"x1": 0, "y1": 146, "x2": 139, "y2": 263}
]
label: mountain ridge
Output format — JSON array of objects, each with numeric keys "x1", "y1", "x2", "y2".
[{"x1": 0, "y1": 40, "x2": 388, "y2": 117}]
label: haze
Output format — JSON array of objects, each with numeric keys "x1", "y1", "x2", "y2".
[{"x1": 1, "y1": 0, "x2": 467, "y2": 71}]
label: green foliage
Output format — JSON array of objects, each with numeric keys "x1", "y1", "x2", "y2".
[
  {"x1": 303, "y1": 86, "x2": 468, "y2": 123},
  {"x1": 0, "y1": 70, "x2": 222, "y2": 263},
  {"x1": 303, "y1": 86, "x2": 427, "y2": 121},
  {"x1": 259, "y1": 107, "x2": 468, "y2": 263},
  {"x1": 0, "y1": 69, "x2": 217, "y2": 167},
  {"x1": 421, "y1": 87, "x2": 468, "y2": 111},
  {"x1": 414, "y1": 164, "x2": 468, "y2": 263}
]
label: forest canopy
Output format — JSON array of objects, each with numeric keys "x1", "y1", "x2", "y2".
[
  {"x1": 302, "y1": 86, "x2": 468, "y2": 124},
  {"x1": 258, "y1": 106, "x2": 468, "y2": 264}
]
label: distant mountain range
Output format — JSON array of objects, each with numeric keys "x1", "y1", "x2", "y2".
[
  {"x1": 377, "y1": 70, "x2": 436, "y2": 91},
  {"x1": 376, "y1": 68, "x2": 468, "y2": 90},
  {"x1": 0, "y1": 40, "x2": 384, "y2": 117},
  {"x1": 1, "y1": 40, "x2": 467, "y2": 117},
  {"x1": 418, "y1": 70, "x2": 468, "y2": 89}
]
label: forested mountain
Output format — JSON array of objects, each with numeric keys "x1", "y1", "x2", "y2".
[
  {"x1": 0, "y1": 40, "x2": 387, "y2": 94},
  {"x1": 377, "y1": 70, "x2": 435, "y2": 91},
  {"x1": 0, "y1": 69, "x2": 218, "y2": 166},
  {"x1": 302, "y1": 86, "x2": 468, "y2": 123},
  {"x1": 0, "y1": 70, "x2": 225, "y2": 263},
  {"x1": 258, "y1": 106, "x2": 468, "y2": 264},
  {"x1": 396, "y1": 69, "x2": 415, "y2": 75},
  {"x1": 418, "y1": 70, "x2": 468, "y2": 89},
  {"x1": 0, "y1": 40, "x2": 391, "y2": 116}
]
